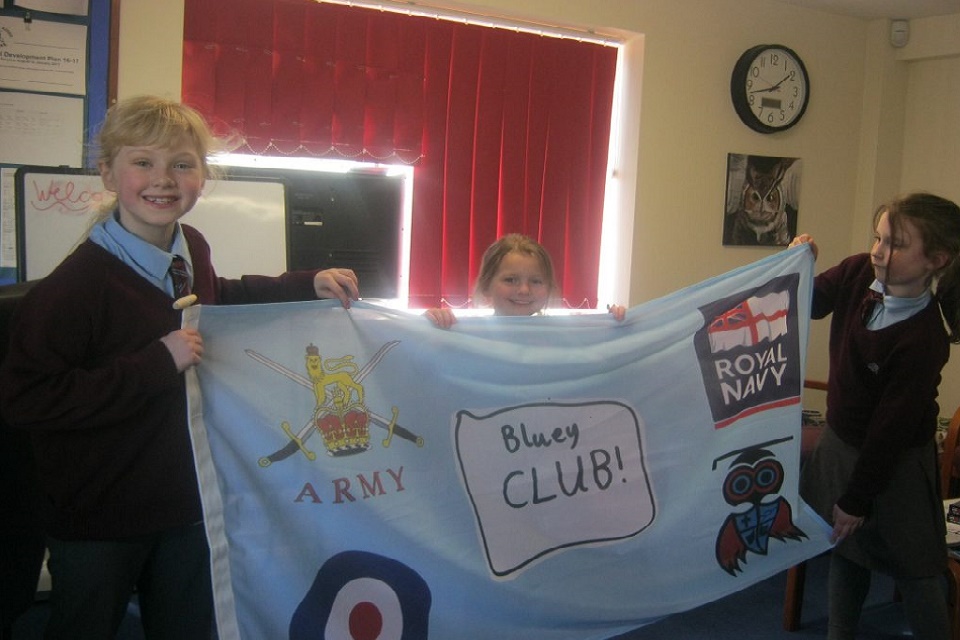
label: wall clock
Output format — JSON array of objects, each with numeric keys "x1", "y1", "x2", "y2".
[{"x1": 730, "y1": 44, "x2": 810, "y2": 134}]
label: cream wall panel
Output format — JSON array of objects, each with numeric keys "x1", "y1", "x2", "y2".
[
  {"x1": 901, "y1": 57, "x2": 960, "y2": 202},
  {"x1": 901, "y1": 52, "x2": 960, "y2": 413},
  {"x1": 116, "y1": 0, "x2": 185, "y2": 100}
]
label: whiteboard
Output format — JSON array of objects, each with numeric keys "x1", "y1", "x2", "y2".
[{"x1": 15, "y1": 167, "x2": 288, "y2": 281}]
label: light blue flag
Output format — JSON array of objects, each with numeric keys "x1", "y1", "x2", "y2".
[{"x1": 185, "y1": 245, "x2": 831, "y2": 640}]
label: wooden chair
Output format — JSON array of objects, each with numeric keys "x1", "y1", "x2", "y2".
[
  {"x1": 782, "y1": 379, "x2": 827, "y2": 631},
  {"x1": 940, "y1": 403, "x2": 960, "y2": 639}
]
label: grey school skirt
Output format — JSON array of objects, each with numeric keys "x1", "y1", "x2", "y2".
[{"x1": 799, "y1": 425, "x2": 947, "y2": 579}]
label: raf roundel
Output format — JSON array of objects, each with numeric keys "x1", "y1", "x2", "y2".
[{"x1": 290, "y1": 550, "x2": 432, "y2": 639}]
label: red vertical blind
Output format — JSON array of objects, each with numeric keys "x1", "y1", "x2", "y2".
[{"x1": 182, "y1": 0, "x2": 617, "y2": 308}]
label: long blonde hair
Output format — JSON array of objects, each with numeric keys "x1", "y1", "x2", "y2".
[{"x1": 91, "y1": 96, "x2": 223, "y2": 223}]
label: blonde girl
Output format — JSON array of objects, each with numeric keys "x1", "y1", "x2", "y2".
[{"x1": 0, "y1": 96, "x2": 359, "y2": 639}]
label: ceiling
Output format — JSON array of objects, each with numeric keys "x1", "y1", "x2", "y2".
[{"x1": 769, "y1": 0, "x2": 960, "y2": 19}]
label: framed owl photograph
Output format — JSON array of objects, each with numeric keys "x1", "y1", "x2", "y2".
[{"x1": 722, "y1": 153, "x2": 802, "y2": 247}]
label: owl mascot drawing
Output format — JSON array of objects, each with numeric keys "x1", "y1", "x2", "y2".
[{"x1": 715, "y1": 446, "x2": 807, "y2": 576}]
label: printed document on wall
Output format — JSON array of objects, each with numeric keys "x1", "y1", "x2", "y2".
[
  {"x1": 1, "y1": 169, "x2": 16, "y2": 269},
  {"x1": 0, "y1": 16, "x2": 87, "y2": 94},
  {"x1": 0, "y1": 92, "x2": 83, "y2": 166},
  {"x1": 14, "y1": 0, "x2": 89, "y2": 16}
]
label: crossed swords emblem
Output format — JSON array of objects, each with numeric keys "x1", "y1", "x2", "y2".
[{"x1": 247, "y1": 340, "x2": 424, "y2": 467}]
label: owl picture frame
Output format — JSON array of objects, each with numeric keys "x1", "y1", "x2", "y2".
[{"x1": 722, "y1": 153, "x2": 802, "y2": 247}]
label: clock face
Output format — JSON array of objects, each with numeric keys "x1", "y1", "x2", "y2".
[{"x1": 731, "y1": 45, "x2": 809, "y2": 134}]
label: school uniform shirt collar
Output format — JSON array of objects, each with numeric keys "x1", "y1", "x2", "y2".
[
  {"x1": 866, "y1": 278, "x2": 931, "y2": 330},
  {"x1": 88, "y1": 212, "x2": 194, "y2": 296}
]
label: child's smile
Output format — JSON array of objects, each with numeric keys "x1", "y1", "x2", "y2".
[
  {"x1": 99, "y1": 137, "x2": 205, "y2": 249},
  {"x1": 484, "y1": 252, "x2": 550, "y2": 316}
]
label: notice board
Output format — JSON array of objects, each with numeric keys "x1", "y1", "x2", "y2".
[{"x1": 14, "y1": 167, "x2": 288, "y2": 282}]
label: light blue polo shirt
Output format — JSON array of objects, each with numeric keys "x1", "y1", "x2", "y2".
[
  {"x1": 866, "y1": 278, "x2": 931, "y2": 330},
  {"x1": 88, "y1": 212, "x2": 193, "y2": 297}
]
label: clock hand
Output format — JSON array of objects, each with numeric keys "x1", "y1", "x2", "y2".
[
  {"x1": 749, "y1": 73, "x2": 792, "y2": 95},
  {"x1": 768, "y1": 73, "x2": 791, "y2": 90}
]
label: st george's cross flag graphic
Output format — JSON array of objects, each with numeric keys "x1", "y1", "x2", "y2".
[
  {"x1": 707, "y1": 290, "x2": 790, "y2": 352},
  {"x1": 184, "y1": 245, "x2": 832, "y2": 640}
]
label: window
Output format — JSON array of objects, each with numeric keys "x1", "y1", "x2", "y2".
[{"x1": 183, "y1": 0, "x2": 622, "y2": 309}]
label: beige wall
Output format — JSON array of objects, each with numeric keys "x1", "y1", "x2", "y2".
[
  {"x1": 116, "y1": 0, "x2": 960, "y2": 414},
  {"x1": 895, "y1": 14, "x2": 960, "y2": 415}
]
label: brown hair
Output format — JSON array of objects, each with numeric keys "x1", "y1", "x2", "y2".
[
  {"x1": 474, "y1": 233, "x2": 558, "y2": 305},
  {"x1": 879, "y1": 192, "x2": 960, "y2": 342}
]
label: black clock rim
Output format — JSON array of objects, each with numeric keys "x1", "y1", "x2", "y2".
[{"x1": 730, "y1": 43, "x2": 810, "y2": 134}]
